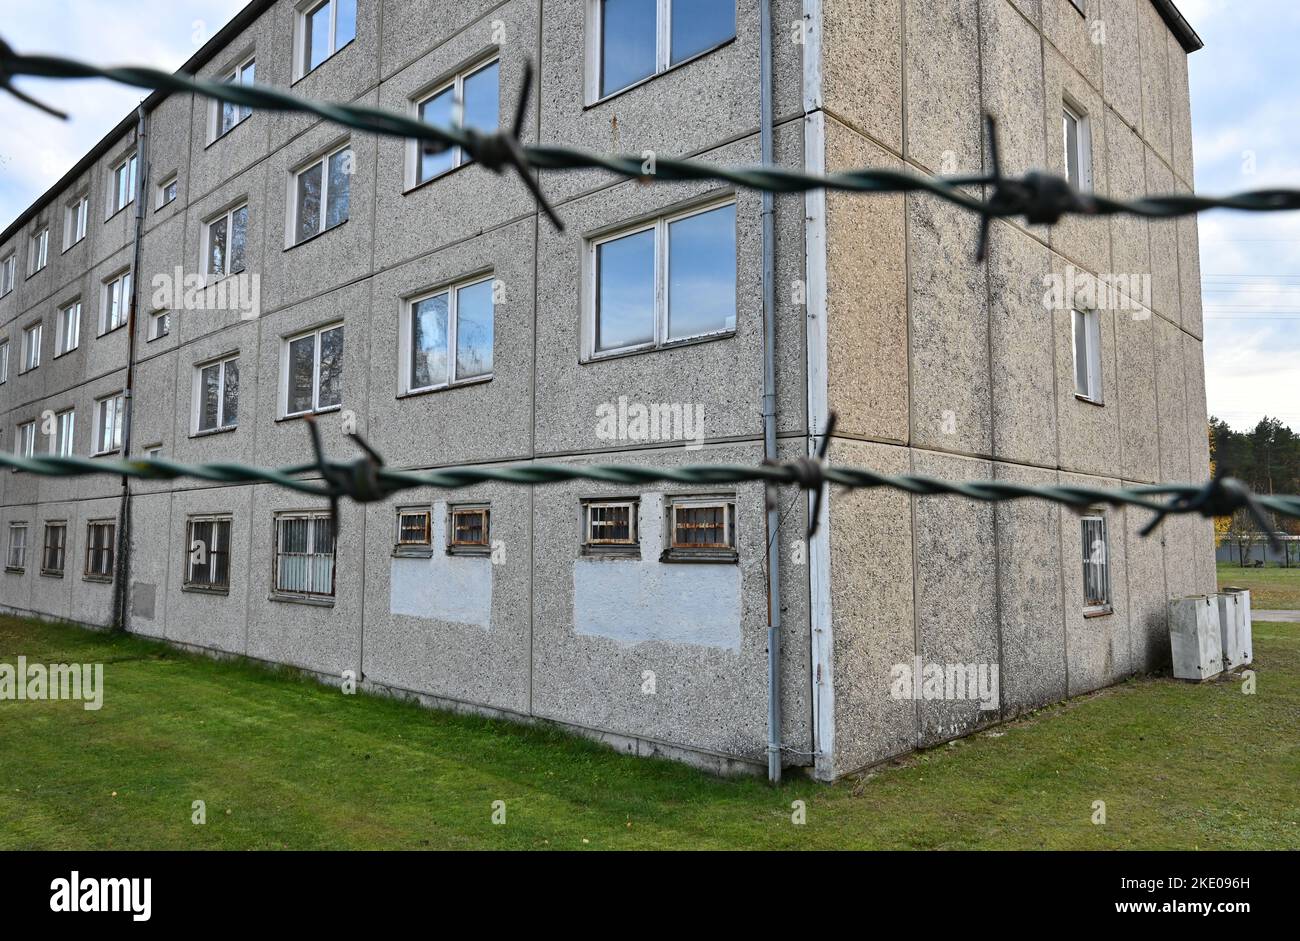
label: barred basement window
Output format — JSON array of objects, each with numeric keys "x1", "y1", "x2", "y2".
[
  {"x1": 42, "y1": 522, "x2": 66, "y2": 576},
  {"x1": 449, "y1": 505, "x2": 490, "y2": 554},
  {"x1": 663, "y1": 496, "x2": 737, "y2": 562},
  {"x1": 6, "y1": 523, "x2": 27, "y2": 571},
  {"x1": 185, "y1": 516, "x2": 232, "y2": 591},
  {"x1": 1081, "y1": 514, "x2": 1111, "y2": 613},
  {"x1": 583, "y1": 499, "x2": 639, "y2": 555},
  {"x1": 273, "y1": 512, "x2": 336, "y2": 598},
  {"x1": 85, "y1": 520, "x2": 116, "y2": 580},
  {"x1": 394, "y1": 507, "x2": 432, "y2": 556}
]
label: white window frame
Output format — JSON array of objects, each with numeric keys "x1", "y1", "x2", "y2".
[
  {"x1": 1063, "y1": 100, "x2": 1093, "y2": 192},
  {"x1": 17, "y1": 420, "x2": 36, "y2": 459},
  {"x1": 52, "y1": 409, "x2": 75, "y2": 457},
  {"x1": 585, "y1": 0, "x2": 737, "y2": 104},
  {"x1": 109, "y1": 153, "x2": 137, "y2": 216},
  {"x1": 279, "y1": 322, "x2": 344, "y2": 418},
  {"x1": 0, "y1": 340, "x2": 9, "y2": 383},
  {"x1": 210, "y1": 54, "x2": 256, "y2": 142},
  {"x1": 1081, "y1": 513, "x2": 1111, "y2": 613},
  {"x1": 272, "y1": 511, "x2": 336, "y2": 598},
  {"x1": 148, "y1": 310, "x2": 171, "y2": 341},
  {"x1": 29, "y1": 227, "x2": 49, "y2": 275},
  {"x1": 294, "y1": 0, "x2": 357, "y2": 80},
  {"x1": 55, "y1": 300, "x2": 81, "y2": 356},
  {"x1": 7, "y1": 523, "x2": 28, "y2": 571},
  {"x1": 399, "y1": 273, "x2": 496, "y2": 395},
  {"x1": 20, "y1": 322, "x2": 41, "y2": 373},
  {"x1": 192, "y1": 354, "x2": 240, "y2": 434},
  {"x1": 288, "y1": 142, "x2": 352, "y2": 246},
  {"x1": 405, "y1": 57, "x2": 500, "y2": 189},
  {"x1": 583, "y1": 197, "x2": 737, "y2": 360},
  {"x1": 101, "y1": 270, "x2": 132, "y2": 335},
  {"x1": 201, "y1": 203, "x2": 249, "y2": 280},
  {"x1": 93, "y1": 393, "x2": 125, "y2": 456},
  {"x1": 64, "y1": 194, "x2": 89, "y2": 250},
  {"x1": 1071, "y1": 308, "x2": 1104, "y2": 404},
  {"x1": 156, "y1": 173, "x2": 179, "y2": 209},
  {"x1": 0, "y1": 253, "x2": 15, "y2": 296},
  {"x1": 583, "y1": 499, "x2": 640, "y2": 552}
]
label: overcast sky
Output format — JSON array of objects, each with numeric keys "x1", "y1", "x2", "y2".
[{"x1": 0, "y1": 0, "x2": 1294, "y2": 433}]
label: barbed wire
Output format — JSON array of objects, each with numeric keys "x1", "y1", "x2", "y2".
[
  {"x1": 4, "y1": 39, "x2": 1300, "y2": 260},
  {"x1": 1, "y1": 417, "x2": 1295, "y2": 547}
]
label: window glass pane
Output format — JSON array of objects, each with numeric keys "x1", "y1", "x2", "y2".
[
  {"x1": 317, "y1": 326, "x2": 344, "y2": 409},
  {"x1": 297, "y1": 163, "x2": 323, "y2": 242},
  {"x1": 596, "y1": 228, "x2": 655, "y2": 351},
  {"x1": 208, "y1": 216, "x2": 228, "y2": 275},
  {"x1": 411, "y1": 294, "x2": 449, "y2": 389},
  {"x1": 230, "y1": 206, "x2": 248, "y2": 273},
  {"x1": 462, "y1": 61, "x2": 500, "y2": 138},
  {"x1": 1064, "y1": 110, "x2": 1080, "y2": 187},
  {"x1": 306, "y1": 1, "x2": 331, "y2": 71},
  {"x1": 200, "y1": 363, "x2": 221, "y2": 431},
  {"x1": 601, "y1": 0, "x2": 657, "y2": 96},
  {"x1": 671, "y1": 0, "x2": 735, "y2": 64},
  {"x1": 113, "y1": 397, "x2": 124, "y2": 450},
  {"x1": 418, "y1": 89, "x2": 458, "y2": 181},
  {"x1": 668, "y1": 204, "x2": 736, "y2": 340},
  {"x1": 1072, "y1": 310, "x2": 1088, "y2": 396},
  {"x1": 455, "y1": 280, "x2": 495, "y2": 380},
  {"x1": 222, "y1": 98, "x2": 237, "y2": 135},
  {"x1": 222, "y1": 359, "x2": 239, "y2": 427},
  {"x1": 336, "y1": 0, "x2": 357, "y2": 48},
  {"x1": 326, "y1": 150, "x2": 351, "y2": 229},
  {"x1": 288, "y1": 335, "x2": 316, "y2": 413}
]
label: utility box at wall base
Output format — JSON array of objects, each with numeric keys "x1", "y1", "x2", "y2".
[
  {"x1": 1169, "y1": 596, "x2": 1224, "y2": 681},
  {"x1": 1217, "y1": 588, "x2": 1254, "y2": 669}
]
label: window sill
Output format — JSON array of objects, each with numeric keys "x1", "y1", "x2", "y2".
[
  {"x1": 397, "y1": 375, "x2": 493, "y2": 399},
  {"x1": 61, "y1": 238, "x2": 86, "y2": 255},
  {"x1": 276, "y1": 405, "x2": 343, "y2": 424},
  {"x1": 190, "y1": 425, "x2": 238, "y2": 440},
  {"x1": 26, "y1": 267, "x2": 48, "y2": 281},
  {"x1": 393, "y1": 546, "x2": 434, "y2": 559},
  {"x1": 583, "y1": 329, "x2": 736, "y2": 366},
  {"x1": 83, "y1": 574, "x2": 113, "y2": 584},
  {"x1": 403, "y1": 160, "x2": 474, "y2": 197},
  {"x1": 448, "y1": 546, "x2": 492, "y2": 558},
  {"x1": 40, "y1": 570, "x2": 64, "y2": 579},
  {"x1": 204, "y1": 116, "x2": 251, "y2": 151},
  {"x1": 285, "y1": 218, "x2": 347, "y2": 253},
  {"x1": 53, "y1": 348, "x2": 78, "y2": 360},
  {"x1": 585, "y1": 37, "x2": 738, "y2": 109},
  {"x1": 154, "y1": 199, "x2": 178, "y2": 215},
  {"x1": 4, "y1": 567, "x2": 25, "y2": 575},
  {"x1": 1074, "y1": 393, "x2": 1105, "y2": 408},
  {"x1": 182, "y1": 584, "x2": 230, "y2": 596},
  {"x1": 659, "y1": 549, "x2": 739, "y2": 565},
  {"x1": 146, "y1": 332, "x2": 170, "y2": 344},
  {"x1": 104, "y1": 204, "x2": 132, "y2": 224},
  {"x1": 269, "y1": 592, "x2": 335, "y2": 608},
  {"x1": 97, "y1": 323, "x2": 127, "y2": 340},
  {"x1": 581, "y1": 546, "x2": 641, "y2": 561},
  {"x1": 92, "y1": 449, "x2": 122, "y2": 458},
  {"x1": 1084, "y1": 606, "x2": 1113, "y2": 619}
]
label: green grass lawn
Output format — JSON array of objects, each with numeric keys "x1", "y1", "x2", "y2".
[
  {"x1": 1, "y1": 615, "x2": 1296, "y2": 850},
  {"x1": 1217, "y1": 560, "x2": 1300, "y2": 609}
]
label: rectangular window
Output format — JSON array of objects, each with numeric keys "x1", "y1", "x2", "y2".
[
  {"x1": 583, "y1": 500, "x2": 639, "y2": 553},
  {"x1": 448, "y1": 505, "x2": 490, "y2": 553},
  {"x1": 65, "y1": 195, "x2": 88, "y2": 249},
  {"x1": 20, "y1": 323, "x2": 41, "y2": 372},
  {"x1": 56, "y1": 301, "x2": 80, "y2": 356},
  {"x1": 144, "y1": 444, "x2": 163, "y2": 460},
  {"x1": 195, "y1": 355, "x2": 239, "y2": 433},
  {"x1": 216, "y1": 56, "x2": 256, "y2": 139},
  {"x1": 157, "y1": 175, "x2": 178, "y2": 209},
  {"x1": 273, "y1": 512, "x2": 336, "y2": 597},
  {"x1": 293, "y1": 144, "x2": 352, "y2": 244},
  {"x1": 204, "y1": 204, "x2": 249, "y2": 278},
  {"x1": 596, "y1": 0, "x2": 735, "y2": 99},
  {"x1": 282, "y1": 323, "x2": 344, "y2": 416},
  {"x1": 94, "y1": 393, "x2": 125, "y2": 455},
  {"x1": 7, "y1": 524, "x2": 27, "y2": 571},
  {"x1": 403, "y1": 276, "x2": 495, "y2": 394},
  {"x1": 0, "y1": 254, "x2": 15, "y2": 295},
  {"x1": 30, "y1": 228, "x2": 49, "y2": 274},
  {"x1": 85, "y1": 520, "x2": 116, "y2": 579},
  {"x1": 185, "y1": 516, "x2": 232, "y2": 591},
  {"x1": 589, "y1": 200, "x2": 736, "y2": 357},
  {"x1": 102, "y1": 271, "x2": 132, "y2": 334},
  {"x1": 149, "y1": 310, "x2": 171, "y2": 341},
  {"x1": 41, "y1": 522, "x2": 66, "y2": 576},
  {"x1": 1072, "y1": 308, "x2": 1103, "y2": 403},
  {"x1": 53, "y1": 409, "x2": 74, "y2": 457},
  {"x1": 299, "y1": 0, "x2": 357, "y2": 77},
  {"x1": 17, "y1": 421, "x2": 36, "y2": 459},
  {"x1": 663, "y1": 496, "x2": 737, "y2": 562},
  {"x1": 1063, "y1": 102, "x2": 1091, "y2": 191},
  {"x1": 395, "y1": 508, "x2": 432, "y2": 549},
  {"x1": 110, "y1": 153, "x2": 138, "y2": 215},
  {"x1": 0, "y1": 340, "x2": 8, "y2": 383},
  {"x1": 410, "y1": 59, "x2": 499, "y2": 186},
  {"x1": 1081, "y1": 514, "x2": 1111, "y2": 612}
]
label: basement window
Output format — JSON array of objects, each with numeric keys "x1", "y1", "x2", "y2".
[
  {"x1": 6, "y1": 523, "x2": 27, "y2": 572},
  {"x1": 591, "y1": 0, "x2": 736, "y2": 101},
  {"x1": 185, "y1": 516, "x2": 232, "y2": 592},
  {"x1": 394, "y1": 508, "x2": 432, "y2": 557},
  {"x1": 662, "y1": 496, "x2": 737, "y2": 562},
  {"x1": 583, "y1": 499, "x2": 639, "y2": 557},
  {"x1": 1081, "y1": 513, "x2": 1111, "y2": 614},
  {"x1": 1071, "y1": 308, "x2": 1103, "y2": 404},
  {"x1": 42, "y1": 522, "x2": 66, "y2": 576},
  {"x1": 448, "y1": 505, "x2": 491, "y2": 556},
  {"x1": 84, "y1": 520, "x2": 116, "y2": 581},
  {"x1": 273, "y1": 511, "x2": 336, "y2": 599}
]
